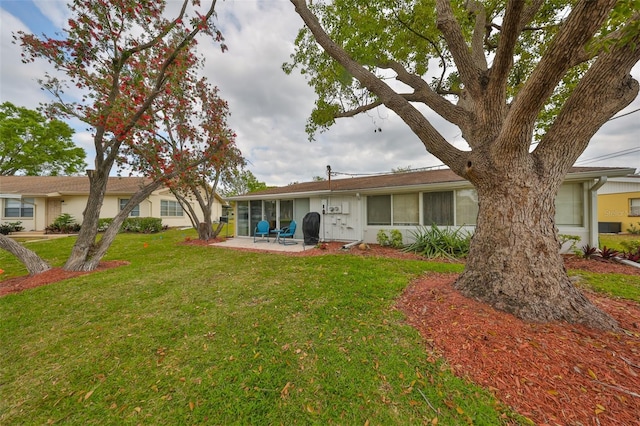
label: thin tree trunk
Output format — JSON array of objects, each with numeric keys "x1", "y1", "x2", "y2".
[
  {"x1": 0, "y1": 234, "x2": 51, "y2": 275},
  {"x1": 212, "y1": 221, "x2": 224, "y2": 239},
  {"x1": 454, "y1": 180, "x2": 619, "y2": 331}
]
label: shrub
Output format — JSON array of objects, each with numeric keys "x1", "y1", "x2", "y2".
[
  {"x1": 620, "y1": 239, "x2": 640, "y2": 253},
  {"x1": 599, "y1": 246, "x2": 619, "y2": 260},
  {"x1": 96, "y1": 217, "x2": 164, "y2": 233},
  {"x1": 46, "y1": 213, "x2": 81, "y2": 234},
  {"x1": 389, "y1": 229, "x2": 404, "y2": 248},
  {"x1": 121, "y1": 217, "x2": 164, "y2": 234},
  {"x1": 581, "y1": 244, "x2": 599, "y2": 259},
  {"x1": 559, "y1": 234, "x2": 581, "y2": 254},
  {"x1": 403, "y1": 224, "x2": 472, "y2": 259},
  {"x1": 622, "y1": 248, "x2": 640, "y2": 263},
  {"x1": 0, "y1": 221, "x2": 24, "y2": 235},
  {"x1": 626, "y1": 222, "x2": 640, "y2": 235},
  {"x1": 376, "y1": 229, "x2": 390, "y2": 246},
  {"x1": 97, "y1": 218, "x2": 112, "y2": 232}
]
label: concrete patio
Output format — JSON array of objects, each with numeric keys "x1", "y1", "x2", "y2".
[{"x1": 210, "y1": 237, "x2": 311, "y2": 253}]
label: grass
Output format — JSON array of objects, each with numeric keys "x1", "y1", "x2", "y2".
[
  {"x1": 569, "y1": 270, "x2": 640, "y2": 301},
  {"x1": 0, "y1": 229, "x2": 512, "y2": 425},
  {"x1": 2, "y1": 230, "x2": 638, "y2": 424},
  {"x1": 599, "y1": 233, "x2": 640, "y2": 252}
]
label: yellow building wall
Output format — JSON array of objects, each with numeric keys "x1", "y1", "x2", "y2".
[{"x1": 598, "y1": 191, "x2": 640, "y2": 233}]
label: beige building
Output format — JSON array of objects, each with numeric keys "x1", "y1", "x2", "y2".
[{"x1": 0, "y1": 176, "x2": 225, "y2": 231}]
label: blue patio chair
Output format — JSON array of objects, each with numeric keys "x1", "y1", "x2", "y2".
[
  {"x1": 254, "y1": 220, "x2": 270, "y2": 242},
  {"x1": 276, "y1": 220, "x2": 297, "y2": 245}
]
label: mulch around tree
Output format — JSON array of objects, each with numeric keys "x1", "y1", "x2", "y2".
[
  {"x1": 2, "y1": 241, "x2": 639, "y2": 424},
  {"x1": 0, "y1": 260, "x2": 129, "y2": 297}
]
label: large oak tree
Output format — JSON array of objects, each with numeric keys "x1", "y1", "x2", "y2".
[{"x1": 288, "y1": 0, "x2": 640, "y2": 330}]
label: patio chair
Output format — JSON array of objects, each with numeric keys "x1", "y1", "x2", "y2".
[
  {"x1": 276, "y1": 220, "x2": 297, "y2": 245},
  {"x1": 254, "y1": 220, "x2": 270, "y2": 242}
]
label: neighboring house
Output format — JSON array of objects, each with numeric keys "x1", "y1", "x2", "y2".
[
  {"x1": 227, "y1": 166, "x2": 636, "y2": 249},
  {"x1": 0, "y1": 176, "x2": 226, "y2": 231},
  {"x1": 597, "y1": 174, "x2": 640, "y2": 233}
]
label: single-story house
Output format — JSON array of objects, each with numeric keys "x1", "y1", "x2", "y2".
[
  {"x1": 226, "y1": 166, "x2": 637, "y2": 249},
  {"x1": 0, "y1": 175, "x2": 226, "y2": 231},
  {"x1": 597, "y1": 174, "x2": 640, "y2": 233}
]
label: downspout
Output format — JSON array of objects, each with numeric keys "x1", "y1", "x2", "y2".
[{"x1": 588, "y1": 176, "x2": 607, "y2": 248}]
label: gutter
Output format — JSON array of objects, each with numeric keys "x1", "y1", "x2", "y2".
[
  {"x1": 589, "y1": 176, "x2": 607, "y2": 192},
  {"x1": 587, "y1": 176, "x2": 607, "y2": 249}
]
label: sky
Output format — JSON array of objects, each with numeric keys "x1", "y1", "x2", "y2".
[{"x1": 0, "y1": 0, "x2": 638, "y2": 187}]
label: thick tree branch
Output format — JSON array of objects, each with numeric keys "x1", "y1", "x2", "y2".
[
  {"x1": 0, "y1": 234, "x2": 51, "y2": 275},
  {"x1": 534, "y1": 31, "x2": 640, "y2": 171},
  {"x1": 469, "y1": 1, "x2": 488, "y2": 71},
  {"x1": 435, "y1": 0, "x2": 483, "y2": 97},
  {"x1": 382, "y1": 60, "x2": 469, "y2": 127},
  {"x1": 520, "y1": 0, "x2": 544, "y2": 28},
  {"x1": 502, "y1": 0, "x2": 618, "y2": 145},
  {"x1": 488, "y1": 0, "x2": 526, "y2": 96},
  {"x1": 291, "y1": 0, "x2": 467, "y2": 172}
]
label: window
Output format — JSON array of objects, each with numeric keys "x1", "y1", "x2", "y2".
[
  {"x1": 555, "y1": 183, "x2": 583, "y2": 226},
  {"x1": 630, "y1": 198, "x2": 640, "y2": 217},
  {"x1": 367, "y1": 193, "x2": 419, "y2": 226},
  {"x1": 237, "y1": 201, "x2": 249, "y2": 237},
  {"x1": 279, "y1": 199, "x2": 294, "y2": 229},
  {"x1": 160, "y1": 200, "x2": 183, "y2": 217},
  {"x1": 4, "y1": 198, "x2": 34, "y2": 218},
  {"x1": 423, "y1": 191, "x2": 454, "y2": 226},
  {"x1": 393, "y1": 193, "x2": 419, "y2": 226},
  {"x1": 455, "y1": 189, "x2": 478, "y2": 225},
  {"x1": 119, "y1": 198, "x2": 140, "y2": 217},
  {"x1": 264, "y1": 200, "x2": 276, "y2": 229},
  {"x1": 367, "y1": 195, "x2": 391, "y2": 225}
]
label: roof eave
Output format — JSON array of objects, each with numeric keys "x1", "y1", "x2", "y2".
[{"x1": 564, "y1": 168, "x2": 637, "y2": 181}]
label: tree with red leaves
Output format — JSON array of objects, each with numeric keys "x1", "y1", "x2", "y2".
[
  {"x1": 2, "y1": 0, "x2": 228, "y2": 272},
  {"x1": 127, "y1": 70, "x2": 244, "y2": 241}
]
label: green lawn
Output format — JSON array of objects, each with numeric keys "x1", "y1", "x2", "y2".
[
  {"x1": 2, "y1": 230, "x2": 638, "y2": 424},
  {"x1": 599, "y1": 233, "x2": 640, "y2": 252},
  {"x1": 0, "y1": 229, "x2": 513, "y2": 425}
]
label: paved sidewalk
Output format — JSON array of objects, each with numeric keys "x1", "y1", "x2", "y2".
[{"x1": 210, "y1": 237, "x2": 310, "y2": 253}]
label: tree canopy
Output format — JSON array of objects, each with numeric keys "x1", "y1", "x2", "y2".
[
  {"x1": 0, "y1": 102, "x2": 86, "y2": 176},
  {"x1": 220, "y1": 169, "x2": 268, "y2": 197}
]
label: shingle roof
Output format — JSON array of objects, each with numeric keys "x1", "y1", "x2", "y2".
[
  {"x1": 240, "y1": 166, "x2": 636, "y2": 197},
  {"x1": 0, "y1": 176, "x2": 155, "y2": 196}
]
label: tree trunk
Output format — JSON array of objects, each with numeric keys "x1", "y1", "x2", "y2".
[
  {"x1": 63, "y1": 172, "x2": 108, "y2": 272},
  {"x1": 212, "y1": 221, "x2": 224, "y2": 239},
  {"x1": 454, "y1": 177, "x2": 619, "y2": 331},
  {"x1": 198, "y1": 221, "x2": 214, "y2": 240},
  {"x1": 0, "y1": 234, "x2": 51, "y2": 275}
]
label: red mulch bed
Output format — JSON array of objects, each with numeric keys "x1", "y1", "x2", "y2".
[
  {"x1": 0, "y1": 260, "x2": 129, "y2": 297},
  {"x1": 3, "y1": 240, "x2": 639, "y2": 424}
]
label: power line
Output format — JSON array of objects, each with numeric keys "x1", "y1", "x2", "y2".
[
  {"x1": 609, "y1": 108, "x2": 640, "y2": 121},
  {"x1": 576, "y1": 146, "x2": 640, "y2": 165}
]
